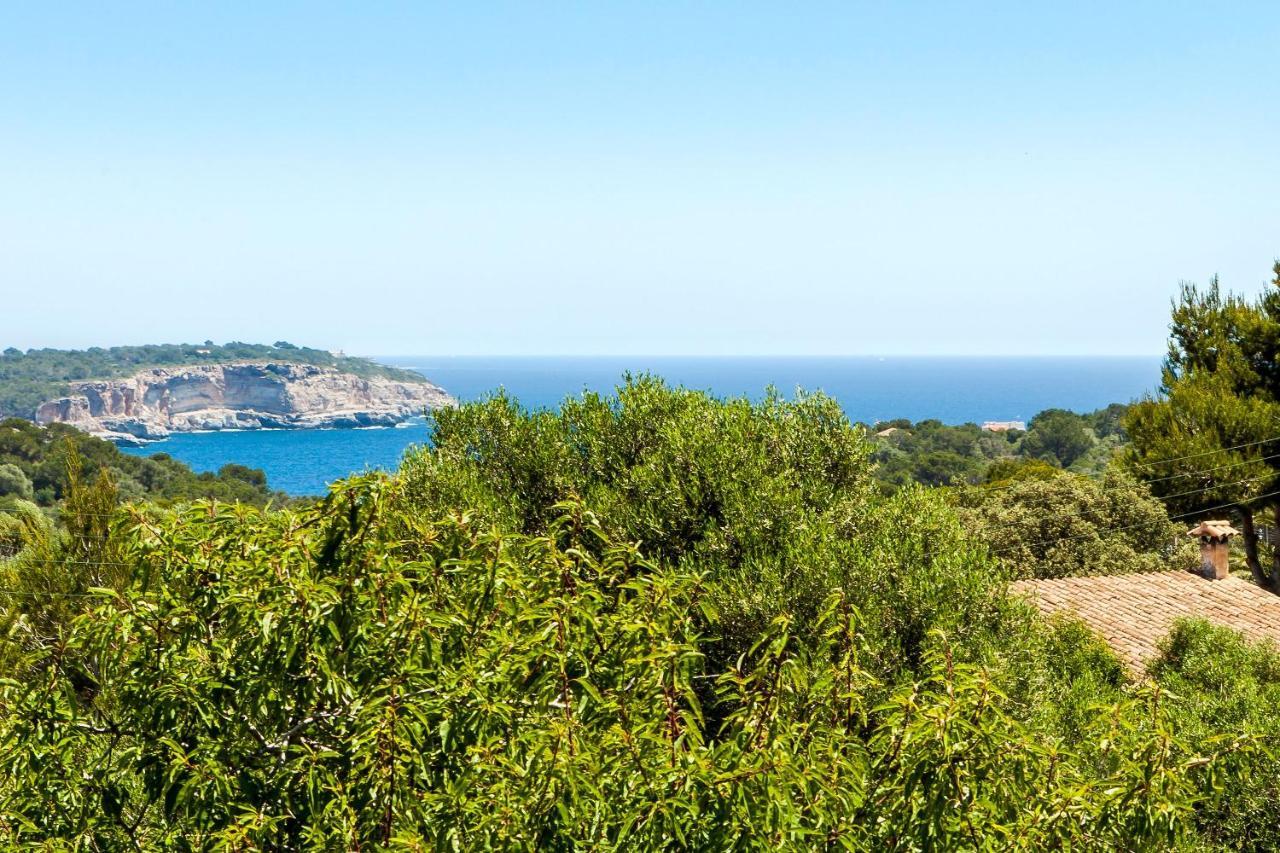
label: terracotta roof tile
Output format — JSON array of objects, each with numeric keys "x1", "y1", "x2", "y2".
[
  {"x1": 1011, "y1": 570, "x2": 1280, "y2": 673},
  {"x1": 1186, "y1": 519, "x2": 1240, "y2": 540}
]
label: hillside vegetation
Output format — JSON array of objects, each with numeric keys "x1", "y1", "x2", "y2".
[
  {"x1": 0, "y1": 418, "x2": 284, "y2": 509},
  {"x1": 0, "y1": 377, "x2": 1276, "y2": 849},
  {"x1": 0, "y1": 341, "x2": 426, "y2": 418},
  {"x1": 870, "y1": 403, "x2": 1129, "y2": 491}
]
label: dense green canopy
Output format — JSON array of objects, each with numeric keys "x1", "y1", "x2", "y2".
[
  {"x1": 0, "y1": 378, "x2": 1276, "y2": 848},
  {"x1": 870, "y1": 406, "x2": 1128, "y2": 492}
]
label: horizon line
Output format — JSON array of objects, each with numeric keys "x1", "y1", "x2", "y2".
[{"x1": 363, "y1": 352, "x2": 1165, "y2": 360}]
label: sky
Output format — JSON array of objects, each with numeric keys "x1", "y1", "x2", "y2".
[{"x1": 2, "y1": 2, "x2": 1278, "y2": 357}]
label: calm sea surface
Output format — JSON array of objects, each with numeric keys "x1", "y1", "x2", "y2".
[{"x1": 121, "y1": 356, "x2": 1162, "y2": 495}]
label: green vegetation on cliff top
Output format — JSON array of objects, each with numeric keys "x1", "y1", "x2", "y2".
[{"x1": 0, "y1": 341, "x2": 426, "y2": 418}]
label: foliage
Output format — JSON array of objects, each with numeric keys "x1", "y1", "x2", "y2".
[
  {"x1": 401, "y1": 380, "x2": 866, "y2": 655},
  {"x1": 0, "y1": 501, "x2": 45, "y2": 560},
  {"x1": 1085, "y1": 402, "x2": 1132, "y2": 439},
  {"x1": 870, "y1": 405, "x2": 1129, "y2": 492},
  {"x1": 1021, "y1": 408, "x2": 1094, "y2": 468},
  {"x1": 1149, "y1": 620, "x2": 1280, "y2": 851},
  {"x1": 953, "y1": 467, "x2": 1195, "y2": 579},
  {"x1": 0, "y1": 418, "x2": 285, "y2": 507},
  {"x1": 0, "y1": 378, "x2": 1272, "y2": 846},
  {"x1": 0, "y1": 463, "x2": 32, "y2": 501},
  {"x1": 0, "y1": 479, "x2": 1258, "y2": 849},
  {"x1": 0, "y1": 341, "x2": 426, "y2": 418},
  {"x1": 981, "y1": 457, "x2": 1060, "y2": 485},
  {"x1": 1008, "y1": 613, "x2": 1131, "y2": 741},
  {"x1": 398, "y1": 378, "x2": 1026, "y2": 678},
  {"x1": 1125, "y1": 273, "x2": 1280, "y2": 591},
  {"x1": 0, "y1": 448, "x2": 131, "y2": 674},
  {"x1": 871, "y1": 419, "x2": 1017, "y2": 489}
]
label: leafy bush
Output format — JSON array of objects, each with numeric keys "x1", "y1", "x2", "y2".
[
  {"x1": 0, "y1": 451, "x2": 129, "y2": 674},
  {"x1": 400, "y1": 379, "x2": 881, "y2": 660},
  {"x1": 398, "y1": 378, "x2": 1030, "y2": 682},
  {"x1": 0, "y1": 500, "x2": 45, "y2": 560},
  {"x1": 1149, "y1": 620, "x2": 1280, "y2": 851},
  {"x1": 953, "y1": 468, "x2": 1196, "y2": 579},
  {"x1": 982, "y1": 457, "x2": 1060, "y2": 485},
  {"x1": 0, "y1": 463, "x2": 32, "y2": 501},
  {"x1": 0, "y1": 480, "x2": 1255, "y2": 849}
]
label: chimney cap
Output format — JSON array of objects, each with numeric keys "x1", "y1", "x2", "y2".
[{"x1": 1186, "y1": 520, "x2": 1240, "y2": 540}]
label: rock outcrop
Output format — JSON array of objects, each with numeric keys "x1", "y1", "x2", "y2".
[{"x1": 35, "y1": 363, "x2": 452, "y2": 443}]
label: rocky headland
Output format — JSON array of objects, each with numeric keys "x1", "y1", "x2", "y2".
[{"x1": 34, "y1": 362, "x2": 452, "y2": 443}]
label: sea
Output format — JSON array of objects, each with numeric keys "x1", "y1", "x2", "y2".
[{"x1": 120, "y1": 356, "x2": 1163, "y2": 496}]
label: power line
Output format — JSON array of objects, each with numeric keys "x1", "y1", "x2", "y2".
[
  {"x1": 973, "y1": 451, "x2": 1280, "y2": 500},
  {"x1": 984, "y1": 488, "x2": 1280, "y2": 558},
  {"x1": 960, "y1": 475, "x2": 1275, "y2": 546},
  {"x1": 1138, "y1": 452, "x2": 1280, "y2": 487},
  {"x1": 1123, "y1": 434, "x2": 1280, "y2": 470}
]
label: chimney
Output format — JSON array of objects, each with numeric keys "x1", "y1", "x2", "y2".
[{"x1": 1186, "y1": 520, "x2": 1240, "y2": 580}]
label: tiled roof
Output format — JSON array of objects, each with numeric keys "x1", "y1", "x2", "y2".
[
  {"x1": 1011, "y1": 570, "x2": 1280, "y2": 673},
  {"x1": 1186, "y1": 520, "x2": 1240, "y2": 540}
]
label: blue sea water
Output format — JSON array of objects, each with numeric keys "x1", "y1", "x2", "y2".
[{"x1": 121, "y1": 356, "x2": 1162, "y2": 496}]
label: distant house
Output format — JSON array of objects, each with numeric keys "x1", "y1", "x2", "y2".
[
  {"x1": 876, "y1": 427, "x2": 905, "y2": 438},
  {"x1": 1011, "y1": 523, "x2": 1280, "y2": 672},
  {"x1": 195, "y1": 348, "x2": 212, "y2": 355},
  {"x1": 982, "y1": 420, "x2": 1026, "y2": 432}
]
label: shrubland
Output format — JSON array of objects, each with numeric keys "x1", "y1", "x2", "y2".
[
  {"x1": 0, "y1": 377, "x2": 1277, "y2": 848},
  {"x1": 953, "y1": 467, "x2": 1199, "y2": 580}
]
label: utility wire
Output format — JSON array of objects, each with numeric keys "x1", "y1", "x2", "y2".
[
  {"x1": 972, "y1": 471, "x2": 1280, "y2": 539},
  {"x1": 984, "y1": 488, "x2": 1280, "y2": 558},
  {"x1": 1135, "y1": 451, "x2": 1280, "y2": 486},
  {"x1": 872, "y1": 431, "x2": 1280, "y2": 501},
  {"x1": 1109, "y1": 434, "x2": 1280, "y2": 470},
  {"x1": 971, "y1": 450, "x2": 1280, "y2": 500}
]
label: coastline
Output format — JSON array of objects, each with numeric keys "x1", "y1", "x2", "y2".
[{"x1": 35, "y1": 362, "x2": 451, "y2": 442}]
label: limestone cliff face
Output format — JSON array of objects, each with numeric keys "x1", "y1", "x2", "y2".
[{"x1": 35, "y1": 363, "x2": 452, "y2": 442}]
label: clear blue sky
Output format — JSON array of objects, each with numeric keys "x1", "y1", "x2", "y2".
[{"x1": 3, "y1": 3, "x2": 1277, "y2": 356}]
